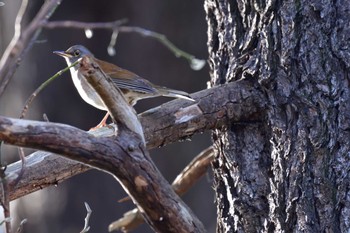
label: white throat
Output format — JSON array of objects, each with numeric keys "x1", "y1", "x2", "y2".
[{"x1": 65, "y1": 58, "x2": 107, "y2": 111}]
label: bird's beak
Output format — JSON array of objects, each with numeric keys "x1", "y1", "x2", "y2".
[{"x1": 53, "y1": 50, "x2": 72, "y2": 58}]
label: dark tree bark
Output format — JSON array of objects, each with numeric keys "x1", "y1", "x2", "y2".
[
  {"x1": 205, "y1": 0, "x2": 350, "y2": 232},
  {"x1": 1, "y1": 0, "x2": 349, "y2": 232}
]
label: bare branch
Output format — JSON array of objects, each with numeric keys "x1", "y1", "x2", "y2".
[
  {"x1": 13, "y1": 58, "x2": 82, "y2": 193},
  {"x1": 0, "y1": 218, "x2": 11, "y2": 226},
  {"x1": 119, "y1": 146, "x2": 214, "y2": 203},
  {"x1": 109, "y1": 146, "x2": 214, "y2": 232},
  {"x1": 118, "y1": 26, "x2": 203, "y2": 69},
  {"x1": 43, "y1": 19, "x2": 128, "y2": 30},
  {"x1": 0, "y1": 56, "x2": 207, "y2": 232},
  {"x1": 80, "y1": 202, "x2": 92, "y2": 233},
  {"x1": 108, "y1": 209, "x2": 143, "y2": 232},
  {"x1": 20, "y1": 58, "x2": 82, "y2": 119},
  {"x1": 0, "y1": 0, "x2": 29, "y2": 72},
  {"x1": 172, "y1": 146, "x2": 214, "y2": 195},
  {"x1": 15, "y1": 219, "x2": 27, "y2": 233},
  {"x1": 0, "y1": 166, "x2": 11, "y2": 233},
  {"x1": 1, "y1": 79, "x2": 265, "y2": 202},
  {"x1": 0, "y1": 112, "x2": 206, "y2": 232},
  {"x1": 43, "y1": 20, "x2": 205, "y2": 69},
  {"x1": 0, "y1": 0, "x2": 61, "y2": 97},
  {"x1": 79, "y1": 56, "x2": 205, "y2": 232}
]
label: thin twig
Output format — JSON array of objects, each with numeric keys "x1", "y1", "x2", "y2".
[
  {"x1": 172, "y1": 146, "x2": 214, "y2": 195},
  {"x1": 0, "y1": 0, "x2": 62, "y2": 97},
  {"x1": 0, "y1": 0, "x2": 29, "y2": 69},
  {"x1": 114, "y1": 26, "x2": 206, "y2": 70},
  {"x1": 43, "y1": 20, "x2": 206, "y2": 70},
  {"x1": 118, "y1": 26, "x2": 204, "y2": 68},
  {"x1": 0, "y1": 62, "x2": 208, "y2": 232},
  {"x1": 80, "y1": 202, "x2": 92, "y2": 233},
  {"x1": 42, "y1": 114, "x2": 50, "y2": 122},
  {"x1": 15, "y1": 219, "x2": 27, "y2": 233},
  {"x1": 20, "y1": 58, "x2": 81, "y2": 119},
  {"x1": 0, "y1": 218, "x2": 11, "y2": 226},
  {"x1": 43, "y1": 19, "x2": 128, "y2": 30},
  {"x1": 107, "y1": 30, "x2": 119, "y2": 56},
  {"x1": 13, "y1": 59, "x2": 81, "y2": 189}
]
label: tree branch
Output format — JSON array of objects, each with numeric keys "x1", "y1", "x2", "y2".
[
  {"x1": 0, "y1": 80, "x2": 265, "y2": 202},
  {"x1": 109, "y1": 146, "x2": 214, "y2": 232},
  {"x1": 0, "y1": 57, "x2": 207, "y2": 232},
  {"x1": 43, "y1": 20, "x2": 205, "y2": 69},
  {"x1": 43, "y1": 19, "x2": 128, "y2": 30},
  {"x1": 0, "y1": 0, "x2": 62, "y2": 97},
  {"x1": 79, "y1": 56, "x2": 144, "y2": 140}
]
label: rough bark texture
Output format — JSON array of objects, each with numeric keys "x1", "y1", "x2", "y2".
[
  {"x1": 1, "y1": 55, "x2": 209, "y2": 233},
  {"x1": 1, "y1": 80, "x2": 265, "y2": 202},
  {"x1": 205, "y1": 0, "x2": 350, "y2": 232},
  {"x1": 0, "y1": 110, "x2": 206, "y2": 233}
]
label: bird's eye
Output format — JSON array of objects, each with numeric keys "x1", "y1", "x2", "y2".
[{"x1": 74, "y1": 50, "x2": 80, "y2": 56}]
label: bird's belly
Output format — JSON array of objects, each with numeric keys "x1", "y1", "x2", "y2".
[{"x1": 71, "y1": 70, "x2": 107, "y2": 111}]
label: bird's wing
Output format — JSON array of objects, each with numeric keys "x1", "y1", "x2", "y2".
[{"x1": 96, "y1": 58, "x2": 157, "y2": 94}]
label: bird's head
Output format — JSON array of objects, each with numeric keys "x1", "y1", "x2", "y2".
[{"x1": 54, "y1": 45, "x2": 93, "y2": 65}]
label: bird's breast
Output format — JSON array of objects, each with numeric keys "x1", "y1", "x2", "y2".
[{"x1": 69, "y1": 68, "x2": 107, "y2": 111}]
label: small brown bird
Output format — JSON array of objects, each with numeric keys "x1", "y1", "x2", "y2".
[{"x1": 54, "y1": 45, "x2": 194, "y2": 128}]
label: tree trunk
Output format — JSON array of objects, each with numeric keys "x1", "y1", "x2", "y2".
[{"x1": 205, "y1": 0, "x2": 350, "y2": 232}]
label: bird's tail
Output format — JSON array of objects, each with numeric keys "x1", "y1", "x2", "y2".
[{"x1": 157, "y1": 86, "x2": 195, "y2": 102}]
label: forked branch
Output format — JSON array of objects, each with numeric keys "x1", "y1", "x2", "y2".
[
  {"x1": 109, "y1": 146, "x2": 214, "y2": 232},
  {"x1": 1, "y1": 79, "x2": 265, "y2": 202},
  {"x1": 0, "y1": 57, "x2": 207, "y2": 233}
]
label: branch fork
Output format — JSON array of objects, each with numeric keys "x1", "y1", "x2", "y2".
[
  {"x1": 77, "y1": 56, "x2": 206, "y2": 232},
  {"x1": 0, "y1": 56, "x2": 206, "y2": 232},
  {"x1": 0, "y1": 63, "x2": 264, "y2": 231}
]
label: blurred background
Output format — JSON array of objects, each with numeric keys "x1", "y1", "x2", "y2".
[{"x1": 0, "y1": 0, "x2": 214, "y2": 232}]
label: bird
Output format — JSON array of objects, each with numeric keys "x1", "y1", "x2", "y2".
[{"x1": 54, "y1": 45, "x2": 195, "y2": 129}]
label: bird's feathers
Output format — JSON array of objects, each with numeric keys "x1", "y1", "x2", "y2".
[
  {"x1": 95, "y1": 58, "x2": 194, "y2": 103},
  {"x1": 96, "y1": 58, "x2": 157, "y2": 94}
]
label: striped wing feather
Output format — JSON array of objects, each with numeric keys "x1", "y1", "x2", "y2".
[
  {"x1": 95, "y1": 58, "x2": 194, "y2": 103},
  {"x1": 96, "y1": 58, "x2": 157, "y2": 94}
]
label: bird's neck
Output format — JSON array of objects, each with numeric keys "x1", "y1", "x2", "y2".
[
  {"x1": 63, "y1": 58, "x2": 80, "y2": 83},
  {"x1": 64, "y1": 58, "x2": 79, "y2": 71}
]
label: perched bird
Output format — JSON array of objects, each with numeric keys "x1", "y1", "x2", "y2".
[{"x1": 54, "y1": 45, "x2": 194, "y2": 128}]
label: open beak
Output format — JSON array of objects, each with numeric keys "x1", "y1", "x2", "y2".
[{"x1": 53, "y1": 50, "x2": 72, "y2": 58}]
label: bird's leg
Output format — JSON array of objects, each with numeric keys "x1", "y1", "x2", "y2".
[{"x1": 90, "y1": 112, "x2": 110, "y2": 130}]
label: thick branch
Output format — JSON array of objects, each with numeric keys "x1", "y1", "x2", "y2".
[
  {"x1": 0, "y1": 118, "x2": 206, "y2": 232},
  {"x1": 109, "y1": 146, "x2": 214, "y2": 232},
  {"x1": 77, "y1": 56, "x2": 205, "y2": 231},
  {"x1": 0, "y1": 51, "x2": 207, "y2": 232},
  {"x1": 1, "y1": 80, "x2": 265, "y2": 201}
]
